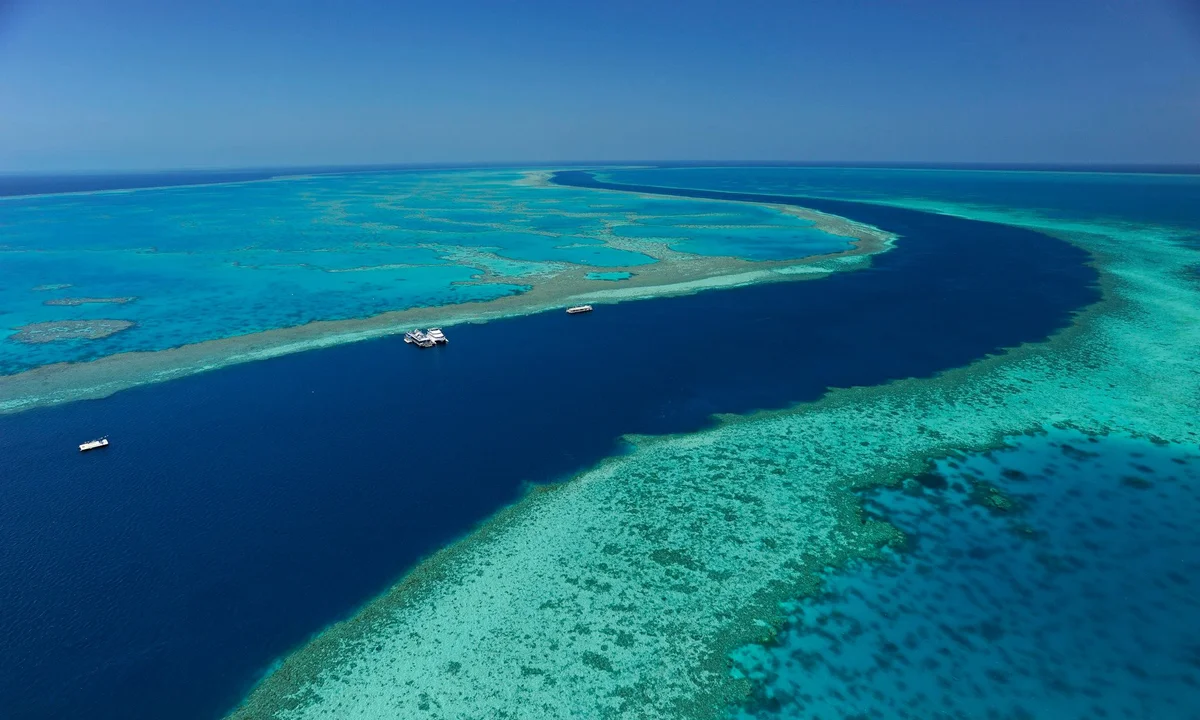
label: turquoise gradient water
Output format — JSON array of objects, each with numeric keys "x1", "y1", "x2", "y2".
[
  {"x1": 604, "y1": 198, "x2": 849, "y2": 260},
  {"x1": 732, "y1": 431, "x2": 1200, "y2": 719},
  {"x1": 0, "y1": 166, "x2": 1194, "y2": 720},
  {"x1": 0, "y1": 169, "x2": 852, "y2": 375}
]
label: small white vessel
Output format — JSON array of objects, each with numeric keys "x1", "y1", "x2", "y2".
[
  {"x1": 426, "y1": 328, "x2": 448, "y2": 344},
  {"x1": 79, "y1": 437, "x2": 109, "y2": 452},
  {"x1": 566, "y1": 305, "x2": 593, "y2": 315}
]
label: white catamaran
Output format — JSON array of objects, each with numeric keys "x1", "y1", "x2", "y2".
[{"x1": 404, "y1": 328, "x2": 448, "y2": 347}]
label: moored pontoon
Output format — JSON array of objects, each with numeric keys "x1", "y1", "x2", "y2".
[{"x1": 566, "y1": 305, "x2": 593, "y2": 314}]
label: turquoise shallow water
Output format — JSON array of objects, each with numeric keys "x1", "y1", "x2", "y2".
[
  {"x1": 3, "y1": 166, "x2": 1197, "y2": 720},
  {"x1": 731, "y1": 431, "x2": 1200, "y2": 719},
  {"x1": 605, "y1": 198, "x2": 850, "y2": 260},
  {"x1": 0, "y1": 168, "x2": 851, "y2": 375},
  {"x1": 610, "y1": 222, "x2": 848, "y2": 260}
]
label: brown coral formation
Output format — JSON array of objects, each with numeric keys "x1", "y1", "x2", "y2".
[{"x1": 10, "y1": 320, "x2": 135, "y2": 344}]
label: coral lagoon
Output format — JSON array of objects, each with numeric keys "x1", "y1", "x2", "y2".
[
  {"x1": 1, "y1": 166, "x2": 1197, "y2": 719},
  {"x1": 0, "y1": 169, "x2": 885, "y2": 414}
]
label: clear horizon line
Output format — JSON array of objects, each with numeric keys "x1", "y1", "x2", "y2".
[{"x1": 3, "y1": 159, "x2": 1200, "y2": 178}]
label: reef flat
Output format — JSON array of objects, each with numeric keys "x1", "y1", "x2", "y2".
[
  {"x1": 0, "y1": 169, "x2": 892, "y2": 414},
  {"x1": 10, "y1": 319, "x2": 135, "y2": 343},
  {"x1": 228, "y1": 178, "x2": 1198, "y2": 719},
  {"x1": 585, "y1": 271, "x2": 635, "y2": 281},
  {"x1": 731, "y1": 430, "x2": 1200, "y2": 718},
  {"x1": 42, "y1": 296, "x2": 137, "y2": 306}
]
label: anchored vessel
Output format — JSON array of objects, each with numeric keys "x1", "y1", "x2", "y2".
[
  {"x1": 79, "y1": 437, "x2": 109, "y2": 452},
  {"x1": 566, "y1": 305, "x2": 593, "y2": 315},
  {"x1": 404, "y1": 328, "x2": 448, "y2": 348}
]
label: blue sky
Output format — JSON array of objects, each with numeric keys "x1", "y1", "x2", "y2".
[{"x1": 0, "y1": 0, "x2": 1197, "y2": 171}]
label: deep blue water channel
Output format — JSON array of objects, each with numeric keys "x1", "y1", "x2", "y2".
[{"x1": 0, "y1": 186, "x2": 1097, "y2": 720}]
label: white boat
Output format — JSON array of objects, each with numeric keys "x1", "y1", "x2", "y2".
[
  {"x1": 566, "y1": 305, "x2": 593, "y2": 314},
  {"x1": 404, "y1": 328, "x2": 445, "y2": 347},
  {"x1": 79, "y1": 437, "x2": 109, "y2": 452},
  {"x1": 404, "y1": 329, "x2": 434, "y2": 347}
]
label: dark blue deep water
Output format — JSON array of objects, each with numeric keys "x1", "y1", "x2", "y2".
[
  {"x1": 0, "y1": 181, "x2": 1098, "y2": 719},
  {"x1": 595, "y1": 165, "x2": 1200, "y2": 232}
]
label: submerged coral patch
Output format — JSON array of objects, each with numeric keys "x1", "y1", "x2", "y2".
[
  {"x1": 732, "y1": 431, "x2": 1200, "y2": 719},
  {"x1": 10, "y1": 319, "x2": 135, "y2": 343},
  {"x1": 43, "y1": 296, "x2": 137, "y2": 306}
]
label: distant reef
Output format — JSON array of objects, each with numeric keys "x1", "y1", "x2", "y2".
[
  {"x1": 43, "y1": 296, "x2": 137, "y2": 306},
  {"x1": 9, "y1": 319, "x2": 135, "y2": 344}
]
